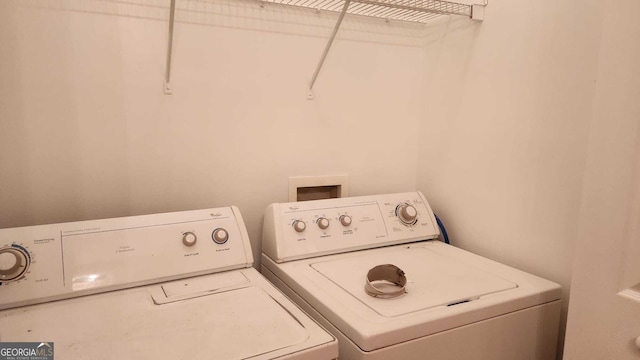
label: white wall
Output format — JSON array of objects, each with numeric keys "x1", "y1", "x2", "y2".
[
  {"x1": 0, "y1": 0, "x2": 623, "y2": 357},
  {"x1": 563, "y1": 0, "x2": 640, "y2": 357},
  {"x1": 415, "y1": 0, "x2": 603, "y2": 355},
  {"x1": 0, "y1": 0, "x2": 427, "y2": 265}
]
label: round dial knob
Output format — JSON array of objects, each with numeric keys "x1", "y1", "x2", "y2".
[
  {"x1": 339, "y1": 215, "x2": 352, "y2": 227},
  {"x1": 0, "y1": 245, "x2": 30, "y2": 283},
  {"x1": 212, "y1": 228, "x2": 229, "y2": 244},
  {"x1": 397, "y1": 203, "x2": 418, "y2": 225},
  {"x1": 292, "y1": 220, "x2": 306, "y2": 233},
  {"x1": 0, "y1": 251, "x2": 20, "y2": 274},
  {"x1": 317, "y1": 217, "x2": 330, "y2": 230},
  {"x1": 182, "y1": 232, "x2": 197, "y2": 247}
]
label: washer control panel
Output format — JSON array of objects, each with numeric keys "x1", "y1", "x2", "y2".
[
  {"x1": 262, "y1": 192, "x2": 440, "y2": 262},
  {"x1": 0, "y1": 206, "x2": 253, "y2": 310}
]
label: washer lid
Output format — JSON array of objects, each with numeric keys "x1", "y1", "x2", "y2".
[{"x1": 310, "y1": 246, "x2": 517, "y2": 317}]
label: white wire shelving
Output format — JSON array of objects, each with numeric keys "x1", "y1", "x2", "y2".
[
  {"x1": 260, "y1": 0, "x2": 480, "y2": 24},
  {"x1": 162, "y1": 0, "x2": 486, "y2": 97}
]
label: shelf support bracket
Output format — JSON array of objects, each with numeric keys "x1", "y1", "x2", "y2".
[
  {"x1": 164, "y1": 0, "x2": 177, "y2": 95},
  {"x1": 307, "y1": 0, "x2": 352, "y2": 100},
  {"x1": 471, "y1": 3, "x2": 486, "y2": 21}
]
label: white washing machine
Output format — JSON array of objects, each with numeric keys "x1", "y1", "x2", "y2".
[
  {"x1": 261, "y1": 192, "x2": 562, "y2": 360},
  {"x1": 0, "y1": 206, "x2": 337, "y2": 359}
]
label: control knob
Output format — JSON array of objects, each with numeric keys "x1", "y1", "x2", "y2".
[
  {"x1": 292, "y1": 220, "x2": 306, "y2": 233},
  {"x1": 212, "y1": 228, "x2": 229, "y2": 244},
  {"x1": 317, "y1": 217, "x2": 330, "y2": 230},
  {"x1": 0, "y1": 245, "x2": 31, "y2": 283},
  {"x1": 339, "y1": 215, "x2": 352, "y2": 227},
  {"x1": 182, "y1": 232, "x2": 197, "y2": 247},
  {"x1": 397, "y1": 203, "x2": 418, "y2": 225}
]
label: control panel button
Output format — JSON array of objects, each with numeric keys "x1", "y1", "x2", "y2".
[
  {"x1": 397, "y1": 203, "x2": 418, "y2": 225},
  {"x1": 182, "y1": 232, "x2": 197, "y2": 247},
  {"x1": 339, "y1": 215, "x2": 352, "y2": 227},
  {"x1": 317, "y1": 217, "x2": 330, "y2": 230},
  {"x1": 0, "y1": 245, "x2": 30, "y2": 282},
  {"x1": 293, "y1": 220, "x2": 306, "y2": 233},
  {"x1": 212, "y1": 228, "x2": 229, "y2": 244}
]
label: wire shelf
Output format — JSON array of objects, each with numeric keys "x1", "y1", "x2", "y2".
[
  {"x1": 259, "y1": 0, "x2": 473, "y2": 23},
  {"x1": 160, "y1": 0, "x2": 485, "y2": 96}
]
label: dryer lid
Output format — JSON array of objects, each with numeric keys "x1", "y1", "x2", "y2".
[
  {"x1": 310, "y1": 245, "x2": 517, "y2": 317},
  {"x1": 0, "y1": 276, "x2": 313, "y2": 359}
]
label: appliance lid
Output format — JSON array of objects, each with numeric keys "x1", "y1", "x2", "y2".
[
  {"x1": 310, "y1": 245, "x2": 517, "y2": 317},
  {"x1": 0, "y1": 281, "x2": 312, "y2": 359}
]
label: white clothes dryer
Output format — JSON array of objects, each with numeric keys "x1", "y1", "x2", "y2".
[
  {"x1": 0, "y1": 206, "x2": 337, "y2": 359},
  {"x1": 261, "y1": 192, "x2": 561, "y2": 360}
]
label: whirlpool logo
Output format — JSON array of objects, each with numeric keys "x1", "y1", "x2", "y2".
[{"x1": 0, "y1": 342, "x2": 54, "y2": 360}]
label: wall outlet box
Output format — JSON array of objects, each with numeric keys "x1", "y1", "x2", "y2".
[{"x1": 288, "y1": 175, "x2": 349, "y2": 202}]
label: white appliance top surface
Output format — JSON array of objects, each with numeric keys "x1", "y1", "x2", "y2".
[
  {"x1": 0, "y1": 268, "x2": 337, "y2": 359},
  {"x1": 310, "y1": 246, "x2": 517, "y2": 317},
  {"x1": 263, "y1": 241, "x2": 562, "y2": 351}
]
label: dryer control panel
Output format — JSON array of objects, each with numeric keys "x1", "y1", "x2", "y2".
[
  {"x1": 0, "y1": 207, "x2": 253, "y2": 310},
  {"x1": 262, "y1": 192, "x2": 440, "y2": 262}
]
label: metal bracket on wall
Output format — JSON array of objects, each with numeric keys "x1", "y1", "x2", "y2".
[
  {"x1": 307, "y1": 0, "x2": 351, "y2": 100},
  {"x1": 164, "y1": 0, "x2": 177, "y2": 95}
]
